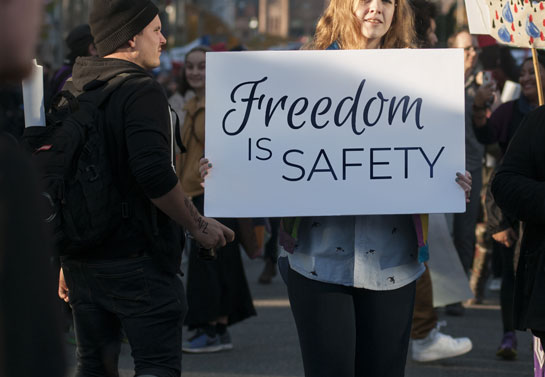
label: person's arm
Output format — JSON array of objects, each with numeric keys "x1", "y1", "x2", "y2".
[
  {"x1": 472, "y1": 83, "x2": 499, "y2": 143},
  {"x1": 150, "y1": 182, "x2": 234, "y2": 249},
  {"x1": 123, "y1": 82, "x2": 234, "y2": 248},
  {"x1": 492, "y1": 110, "x2": 545, "y2": 224}
]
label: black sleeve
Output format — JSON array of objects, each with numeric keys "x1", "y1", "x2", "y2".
[
  {"x1": 473, "y1": 119, "x2": 496, "y2": 145},
  {"x1": 123, "y1": 80, "x2": 179, "y2": 199},
  {"x1": 485, "y1": 167, "x2": 516, "y2": 234},
  {"x1": 491, "y1": 109, "x2": 545, "y2": 225},
  {"x1": 0, "y1": 139, "x2": 65, "y2": 377}
]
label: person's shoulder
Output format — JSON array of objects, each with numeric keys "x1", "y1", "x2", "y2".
[
  {"x1": 116, "y1": 73, "x2": 167, "y2": 106},
  {"x1": 524, "y1": 104, "x2": 545, "y2": 122},
  {"x1": 516, "y1": 105, "x2": 545, "y2": 138}
]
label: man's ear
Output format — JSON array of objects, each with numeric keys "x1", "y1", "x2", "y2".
[{"x1": 127, "y1": 36, "x2": 137, "y2": 49}]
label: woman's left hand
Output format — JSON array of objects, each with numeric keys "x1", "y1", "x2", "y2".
[
  {"x1": 199, "y1": 158, "x2": 212, "y2": 188},
  {"x1": 455, "y1": 171, "x2": 472, "y2": 203}
]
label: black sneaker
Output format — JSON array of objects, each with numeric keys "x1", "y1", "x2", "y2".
[
  {"x1": 219, "y1": 329, "x2": 233, "y2": 351},
  {"x1": 445, "y1": 302, "x2": 465, "y2": 316}
]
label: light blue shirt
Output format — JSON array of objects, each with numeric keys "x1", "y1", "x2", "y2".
[{"x1": 286, "y1": 215, "x2": 425, "y2": 290}]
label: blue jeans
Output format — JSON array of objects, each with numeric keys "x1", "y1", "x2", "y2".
[{"x1": 62, "y1": 256, "x2": 187, "y2": 377}]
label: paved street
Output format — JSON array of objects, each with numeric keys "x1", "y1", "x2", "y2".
[{"x1": 66, "y1": 253, "x2": 535, "y2": 377}]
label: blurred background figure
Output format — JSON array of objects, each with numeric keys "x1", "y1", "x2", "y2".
[
  {"x1": 472, "y1": 52, "x2": 545, "y2": 360},
  {"x1": 444, "y1": 29, "x2": 495, "y2": 317},
  {"x1": 412, "y1": 0, "x2": 438, "y2": 48},
  {"x1": 409, "y1": 1, "x2": 473, "y2": 363},
  {"x1": 48, "y1": 24, "x2": 97, "y2": 100},
  {"x1": 169, "y1": 63, "x2": 195, "y2": 131},
  {"x1": 177, "y1": 46, "x2": 256, "y2": 354},
  {"x1": 0, "y1": 0, "x2": 65, "y2": 376}
]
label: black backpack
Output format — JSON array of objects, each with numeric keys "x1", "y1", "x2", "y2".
[{"x1": 22, "y1": 73, "x2": 144, "y2": 254}]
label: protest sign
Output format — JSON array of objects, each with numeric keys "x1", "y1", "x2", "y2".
[
  {"x1": 204, "y1": 49, "x2": 465, "y2": 218},
  {"x1": 466, "y1": 0, "x2": 545, "y2": 46},
  {"x1": 465, "y1": 0, "x2": 545, "y2": 109},
  {"x1": 466, "y1": 0, "x2": 492, "y2": 34}
]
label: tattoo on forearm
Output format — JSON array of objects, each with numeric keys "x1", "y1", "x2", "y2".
[{"x1": 184, "y1": 197, "x2": 209, "y2": 234}]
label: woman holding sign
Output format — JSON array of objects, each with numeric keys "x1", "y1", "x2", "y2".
[
  {"x1": 202, "y1": 0, "x2": 472, "y2": 374},
  {"x1": 276, "y1": 1, "x2": 471, "y2": 376}
]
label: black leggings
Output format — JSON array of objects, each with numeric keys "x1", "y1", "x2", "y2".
[{"x1": 287, "y1": 268, "x2": 416, "y2": 377}]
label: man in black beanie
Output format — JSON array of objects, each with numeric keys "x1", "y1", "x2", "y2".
[{"x1": 57, "y1": 1, "x2": 235, "y2": 376}]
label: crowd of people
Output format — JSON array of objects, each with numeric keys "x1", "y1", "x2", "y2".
[{"x1": 1, "y1": 0, "x2": 544, "y2": 376}]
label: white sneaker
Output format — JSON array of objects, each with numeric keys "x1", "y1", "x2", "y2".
[{"x1": 412, "y1": 327, "x2": 473, "y2": 362}]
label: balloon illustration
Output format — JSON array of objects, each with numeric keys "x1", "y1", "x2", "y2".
[
  {"x1": 526, "y1": 14, "x2": 541, "y2": 38},
  {"x1": 502, "y1": 2, "x2": 514, "y2": 23},
  {"x1": 498, "y1": 25, "x2": 512, "y2": 42}
]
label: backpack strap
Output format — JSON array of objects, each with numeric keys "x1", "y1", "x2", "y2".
[{"x1": 171, "y1": 106, "x2": 186, "y2": 154}]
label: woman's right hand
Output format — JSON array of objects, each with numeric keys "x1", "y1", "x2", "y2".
[{"x1": 199, "y1": 158, "x2": 212, "y2": 187}]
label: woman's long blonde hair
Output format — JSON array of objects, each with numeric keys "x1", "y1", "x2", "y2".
[{"x1": 308, "y1": 0, "x2": 416, "y2": 49}]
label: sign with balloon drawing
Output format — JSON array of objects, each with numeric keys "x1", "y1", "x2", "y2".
[{"x1": 489, "y1": 0, "x2": 545, "y2": 46}]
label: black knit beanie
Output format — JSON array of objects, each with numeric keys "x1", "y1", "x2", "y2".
[
  {"x1": 89, "y1": 0, "x2": 159, "y2": 57},
  {"x1": 66, "y1": 24, "x2": 94, "y2": 62}
]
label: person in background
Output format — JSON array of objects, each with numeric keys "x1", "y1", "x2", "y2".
[
  {"x1": 178, "y1": 46, "x2": 256, "y2": 354},
  {"x1": 258, "y1": 218, "x2": 281, "y2": 284},
  {"x1": 48, "y1": 24, "x2": 97, "y2": 101},
  {"x1": 491, "y1": 92, "x2": 545, "y2": 373},
  {"x1": 0, "y1": 0, "x2": 66, "y2": 376},
  {"x1": 169, "y1": 60, "x2": 196, "y2": 137},
  {"x1": 57, "y1": 1, "x2": 234, "y2": 375},
  {"x1": 445, "y1": 29, "x2": 495, "y2": 316},
  {"x1": 409, "y1": 0, "x2": 473, "y2": 362},
  {"x1": 473, "y1": 53, "x2": 545, "y2": 359}
]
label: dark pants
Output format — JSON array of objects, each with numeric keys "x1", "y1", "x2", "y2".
[
  {"x1": 62, "y1": 256, "x2": 187, "y2": 377},
  {"x1": 263, "y1": 218, "x2": 281, "y2": 263},
  {"x1": 287, "y1": 268, "x2": 416, "y2": 377},
  {"x1": 411, "y1": 265, "x2": 438, "y2": 339},
  {"x1": 454, "y1": 167, "x2": 483, "y2": 273}
]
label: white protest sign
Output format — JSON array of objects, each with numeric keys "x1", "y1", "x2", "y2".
[
  {"x1": 466, "y1": 0, "x2": 545, "y2": 47},
  {"x1": 204, "y1": 49, "x2": 465, "y2": 218},
  {"x1": 465, "y1": 0, "x2": 492, "y2": 35}
]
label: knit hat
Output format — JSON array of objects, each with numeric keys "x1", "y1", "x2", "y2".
[
  {"x1": 89, "y1": 0, "x2": 159, "y2": 57},
  {"x1": 65, "y1": 24, "x2": 94, "y2": 62}
]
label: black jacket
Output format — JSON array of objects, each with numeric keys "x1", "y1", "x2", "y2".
[
  {"x1": 492, "y1": 106, "x2": 545, "y2": 332},
  {"x1": 68, "y1": 56, "x2": 182, "y2": 273}
]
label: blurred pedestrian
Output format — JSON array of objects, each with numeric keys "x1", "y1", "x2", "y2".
[
  {"x1": 0, "y1": 0, "x2": 65, "y2": 376},
  {"x1": 409, "y1": 1, "x2": 473, "y2": 363},
  {"x1": 473, "y1": 53, "x2": 545, "y2": 359},
  {"x1": 49, "y1": 24, "x2": 97, "y2": 99},
  {"x1": 177, "y1": 46, "x2": 257, "y2": 354},
  {"x1": 491, "y1": 91, "x2": 545, "y2": 374},
  {"x1": 445, "y1": 29, "x2": 495, "y2": 316}
]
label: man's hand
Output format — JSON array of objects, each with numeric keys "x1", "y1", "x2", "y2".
[
  {"x1": 192, "y1": 216, "x2": 235, "y2": 250},
  {"x1": 150, "y1": 182, "x2": 235, "y2": 250},
  {"x1": 58, "y1": 268, "x2": 69, "y2": 303},
  {"x1": 492, "y1": 228, "x2": 518, "y2": 248}
]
